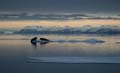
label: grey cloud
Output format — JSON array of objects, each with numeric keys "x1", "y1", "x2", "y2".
[
  {"x1": 0, "y1": 0, "x2": 119, "y2": 14},
  {"x1": 0, "y1": 13, "x2": 120, "y2": 20}
]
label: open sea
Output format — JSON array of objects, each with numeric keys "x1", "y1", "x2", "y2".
[{"x1": 0, "y1": 34, "x2": 120, "y2": 73}]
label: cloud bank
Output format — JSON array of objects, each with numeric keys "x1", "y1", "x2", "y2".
[{"x1": 0, "y1": 13, "x2": 120, "y2": 20}]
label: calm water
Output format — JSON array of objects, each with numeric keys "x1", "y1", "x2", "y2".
[{"x1": 0, "y1": 34, "x2": 120, "y2": 73}]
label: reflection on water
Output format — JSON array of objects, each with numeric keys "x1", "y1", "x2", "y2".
[
  {"x1": 0, "y1": 35, "x2": 120, "y2": 57},
  {"x1": 0, "y1": 34, "x2": 120, "y2": 73}
]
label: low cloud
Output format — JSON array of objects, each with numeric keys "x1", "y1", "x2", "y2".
[{"x1": 0, "y1": 12, "x2": 120, "y2": 20}]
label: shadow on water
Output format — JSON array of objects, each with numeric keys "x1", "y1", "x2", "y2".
[
  {"x1": 31, "y1": 41, "x2": 49, "y2": 48},
  {"x1": 31, "y1": 42, "x2": 37, "y2": 48}
]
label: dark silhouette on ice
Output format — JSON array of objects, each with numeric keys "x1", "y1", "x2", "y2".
[
  {"x1": 31, "y1": 37, "x2": 37, "y2": 45},
  {"x1": 31, "y1": 37, "x2": 50, "y2": 45},
  {"x1": 40, "y1": 38, "x2": 50, "y2": 42}
]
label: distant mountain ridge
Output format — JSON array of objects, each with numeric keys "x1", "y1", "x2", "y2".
[
  {"x1": 13, "y1": 25, "x2": 120, "y2": 35},
  {"x1": 0, "y1": 25, "x2": 120, "y2": 35}
]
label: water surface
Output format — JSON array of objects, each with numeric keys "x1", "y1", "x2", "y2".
[{"x1": 0, "y1": 34, "x2": 120, "y2": 73}]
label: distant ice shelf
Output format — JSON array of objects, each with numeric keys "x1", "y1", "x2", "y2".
[
  {"x1": 27, "y1": 57, "x2": 120, "y2": 64},
  {"x1": 32, "y1": 39, "x2": 105, "y2": 44}
]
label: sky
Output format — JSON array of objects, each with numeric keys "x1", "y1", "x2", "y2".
[
  {"x1": 0, "y1": 20, "x2": 120, "y2": 28},
  {"x1": 0, "y1": 0, "x2": 120, "y2": 14},
  {"x1": 0, "y1": 0, "x2": 120, "y2": 28}
]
